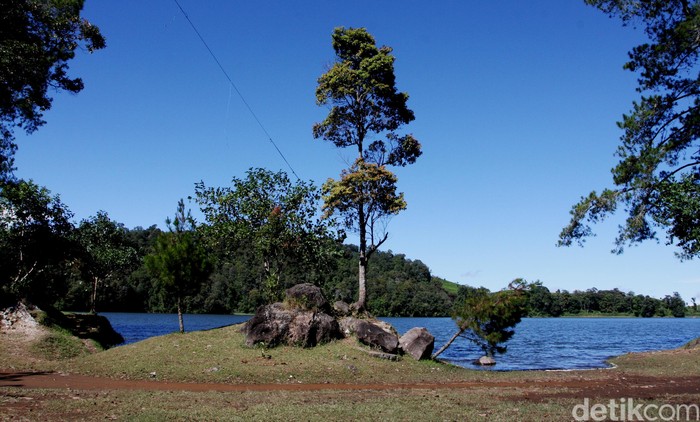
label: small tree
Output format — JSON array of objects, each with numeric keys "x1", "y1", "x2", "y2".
[
  {"x1": 432, "y1": 280, "x2": 529, "y2": 364},
  {"x1": 314, "y1": 27, "x2": 422, "y2": 311},
  {"x1": 74, "y1": 211, "x2": 138, "y2": 314},
  {"x1": 145, "y1": 200, "x2": 211, "y2": 333}
]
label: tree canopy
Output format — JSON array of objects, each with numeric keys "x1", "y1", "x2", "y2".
[
  {"x1": 314, "y1": 27, "x2": 422, "y2": 311},
  {"x1": 559, "y1": 0, "x2": 700, "y2": 259},
  {"x1": 194, "y1": 168, "x2": 342, "y2": 303},
  {"x1": 74, "y1": 211, "x2": 139, "y2": 313},
  {"x1": 0, "y1": 0, "x2": 105, "y2": 180},
  {"x1": 145, "y1": 200, "x2": 211, "y2": 333},
  {"x1": 0, "y1": 179, "x2": 74, "y2": 306},
  {"x1": 433, "y1": 280, "x2": 530, "y2": 362}
]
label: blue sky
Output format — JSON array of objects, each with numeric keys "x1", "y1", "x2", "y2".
[{"x1": 14, "y1": 0, "x2": 700, "y2": 303}]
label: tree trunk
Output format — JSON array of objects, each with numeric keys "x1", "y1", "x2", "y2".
[
  {"x1": 357, "y1": 254, "x2": 367, "y2": 310},
  {"x1": 432, "y1": 328, "x2": 464, "y2": 360},
  {"x1": 355, "y1": 204, "x2": 368, "y2": 311},
  {"x1": 91, "y1": 276, "x2": 99, "y2": 314},
  {"x1": 177, "y1": 297, "x2": 185, "y2": 333}
]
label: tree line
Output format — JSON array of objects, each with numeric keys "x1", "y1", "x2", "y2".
[
  {"x1": 524, "y1": 284, "x2": 689, "y2": 318},
  {"x1": 0, "y1": 174, "x2": 691, "y2": 318}
]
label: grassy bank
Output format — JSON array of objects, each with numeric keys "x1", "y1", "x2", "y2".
[{"x1": 1, "y1": 322, "x2": 699, "y2": 421}]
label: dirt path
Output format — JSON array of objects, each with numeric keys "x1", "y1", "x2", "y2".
[{"x1": 2, "y1": 370, "x2": 699, "y2": 399}]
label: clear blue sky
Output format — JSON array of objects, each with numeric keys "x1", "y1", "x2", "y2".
[{"x1": 14, "y1": 0, "x2": 700, "y2": 303}]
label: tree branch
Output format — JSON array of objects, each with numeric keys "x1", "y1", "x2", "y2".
[
  {"x1": 367, "y1": 231, "x2": 388, "y2": 259},
  {"x1": 432, "y1": 327, "x2": 464, "y2": 360}
]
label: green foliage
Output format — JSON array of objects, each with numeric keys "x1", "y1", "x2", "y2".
[
  {"x1": 194, "y1": 168, "x2": 343, "y2": 304},
  {"x1": 452, "y1": 280, "x2": 529, "y2": 358},
  {"x1": 0, "y1": 179, "x2": 74, "y2": 306},
  {"x1": 560, "y1": 1, "x2": 700, "y2": 259},
  {"x1": 314, "y1": 27, "x2": 422, "y2": 310},
  {"x1": 433, "y1": 281, "x2": 530, "y2": 361},
  {"x1": 145, "y1": 200, "x2": 211, "y2": 333},
  {"x1": 324, "y1": 245, "x2": 453, "y2": 316},
  {"x1": 322, "y1": 160, "x2": 407, "y2": 232},
  {"x1": 663, "y1": 292, "x2": 687, "y2": 317},
  {"x1": 73, "y1": 211, "x2": 139, "y2": 313},
  {"x1": 526, "y1": 286, "x2": 687, "y2": 318},
  {"x1": 0, "y1": 0, "x2": 105, "y2": 180}
]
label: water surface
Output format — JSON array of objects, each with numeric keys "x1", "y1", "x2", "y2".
[{"x1": 102, "y1": 313, "x2": 700, "y2": 371}]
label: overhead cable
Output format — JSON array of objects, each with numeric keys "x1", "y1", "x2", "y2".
[{"x1": 172, "y1": 0, "x2": 300, "y2": 180}]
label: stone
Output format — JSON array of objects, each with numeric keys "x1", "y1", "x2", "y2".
[
  {"x1": 311, "y1": 312, "x2": 342, "y2": 345},
  {"x1": 287, "y1": 310, "x2": 342, "y2": 347},
  {"x1": 242, "y1": 301, "x2": 341, "y2": 348},
  {"x1": 241, "y1": 303, "x2": 293, "y2": 347},
  {"x1": 399, "y1": 327, "x2": 435, "y2": 360},
  {"x1": 354, "y1": 319, "x2": 399, "y2": 354},
  {"x1": 285, "y1": 283, "x2": 329, "y2": 312},
  {"x1": 338, "y1": 316, "x2": 359, "y2": 336},
  {"x1": 333, "y1": 301, "x2": 351, "y2": 316},
  {"x1": 476, "y1": 355, "x2": 496, "y2": 366}
]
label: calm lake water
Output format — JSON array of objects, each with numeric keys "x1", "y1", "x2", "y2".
[{"x1": 102, "y1": 313, "x2": 700, "y2": 371}]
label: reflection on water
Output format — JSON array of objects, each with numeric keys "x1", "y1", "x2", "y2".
[{"x1": 102, "y1": 313, "x2": 700, "y2": 371}]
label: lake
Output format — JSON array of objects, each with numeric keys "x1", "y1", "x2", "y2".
[{"x1": 101, "y1": 313, "x2": 700, "y2": 371}]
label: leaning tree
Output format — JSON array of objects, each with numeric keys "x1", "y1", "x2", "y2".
[
  {"x1": 432, "y1": 280, "x2": 530, "y2": 365},
  {"x1": 314, "y1": 27, "x2": 422, "y2": 311},
  {"x1": 560, "y1": 1, "x2": 700, "y2": 261}
]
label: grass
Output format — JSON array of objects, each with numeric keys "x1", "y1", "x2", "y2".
[
  {"x1": 437, "y1": 277, "x2": 460, "y2": 296},
  {"x1": 0, "y1": 387, "x2": 585, "y2": 421},
  {"x1": 64, "y1": 324, "x2": 476, "y2": 384},
  {"x1": 31, "y1": 328, "x2": 91, "y2": 361},
  {"x1": 2, "y1": 320, "x2": 699, "y2": 421},
  {"x1": 609, "y1": 347, "x2": 700, "y2": 377}
]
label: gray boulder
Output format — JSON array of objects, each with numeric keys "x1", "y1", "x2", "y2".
[
  {"x1": 333, "y1": 301, "x2": 351, "y2": 316},
  {"x1": 241, "y1": 284, "x2": 341, "y2": 348},
  {"x1": 338, "y1": 316, "x2": 359, "y2": 336},
  {"x1": 241, "y1": 303, "x2": 293, "y2": 347},
  {"x1": 354, "y1": 319, "x2": 399, "y2": 354},
  {"x1": 285, "y1": 283, "x2": 330, "y2": 312},
  {"x1": 399, "y1": 327, "x2": 435, "y2": 360},
  {"x1": 287, "y1": 310, "x2": 341, "y2": 347}
]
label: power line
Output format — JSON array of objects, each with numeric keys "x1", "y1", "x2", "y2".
[{"x1": 172, "y1": 0, "x2": 300, "y2": 180}]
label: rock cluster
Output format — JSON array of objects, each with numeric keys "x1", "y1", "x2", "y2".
[
  {"x1": 241, "y1": 283, "x2": 435, "y2": 360},
  {"x1": 241, "y1": 284, "x2": 341, "y2": 348}
]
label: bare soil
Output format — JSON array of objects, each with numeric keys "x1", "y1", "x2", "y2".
[{"x1": 1, "y1": 370, "x2": 699, "y2": 397}]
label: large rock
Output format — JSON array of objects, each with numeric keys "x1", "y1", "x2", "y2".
[
  {"x1": 333, "y1": 301, "x2": 351, "y2": 316},
  {"x1": 241, "y1": 303, "x2": 294, "y2": 347},
  {"x1": 399, "y1": 327, "x2": 435, "y2": 360},
  {"x1": 242, "y1": 284, "x2": 341, "y2": 348},
  {"x1": 285, "y1": 283, "x2": 329, "y2": 312},
  {"x1": 354, "y1": 319, "x2": 399, "y2": 354},
  {"x1": 287, "y1": 310, "x2": 341, "y2": 347},
  {"x1": 338, "y1": 316, "x2": 359, "y2": 336}
]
